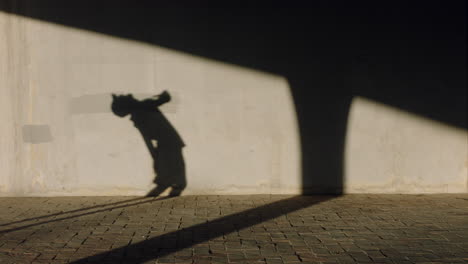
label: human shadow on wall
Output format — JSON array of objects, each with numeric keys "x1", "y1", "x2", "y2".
[{"x1": 111, "y1": 91, "x2": 186, "y2": 197}]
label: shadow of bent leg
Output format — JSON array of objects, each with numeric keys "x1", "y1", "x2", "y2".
[
  {"x1": 146, "y1": 185, "x2": 170, "y2": 197},
  {"x1": 168, "y1": 185, "x2": 185, "y2": 197}
]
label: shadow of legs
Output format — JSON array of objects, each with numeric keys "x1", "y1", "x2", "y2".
[
  {"x1": 168, "y1": 185, "x2": 185, "y2": 197},
  {"x1": 146, "y1": 185, "x2": 170, "y2": 197}
]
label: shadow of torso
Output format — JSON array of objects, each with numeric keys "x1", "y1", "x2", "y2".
[{"x1": 130, "y1": 108, "x2": 186, "y2": 196}]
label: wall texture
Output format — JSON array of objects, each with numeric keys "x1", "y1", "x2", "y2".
[
  {"x1": 0, "y1": 12, "x2": 301, "y2": 196},
  {"x1": 345, "y1": 97, "x2": 467, "y2": 193},
  {"x1": 1, "y1": 9, "x2": 466, "y2": 196}
]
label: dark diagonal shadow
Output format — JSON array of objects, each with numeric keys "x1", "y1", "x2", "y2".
[
  {"x1": 1, "y1": 1, "x2": 465, "y2": 197},
  {"x1": 70, "y1": 195, "x2": 336, "y2": 264},
  {"x1": 0, "y1": 196, "x2": 172, "y2": 234},
  {"x1": 0, "y1": 197, "x2": 148, "y2": 227}
]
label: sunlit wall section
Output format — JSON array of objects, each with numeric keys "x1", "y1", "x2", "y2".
[
  {"x1": 0, "y1": 12, "x2": 301, "y2": 196},
  {"x1": 345, "y1": 97, "x2": 467, "y2": 193},
  {"x1": 0, "y1": 11, "x2": 17, "y2": 194}
]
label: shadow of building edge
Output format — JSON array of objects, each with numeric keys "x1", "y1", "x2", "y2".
[{"x1": 69, "y1": 195, "x2": 336, "y2": 263}]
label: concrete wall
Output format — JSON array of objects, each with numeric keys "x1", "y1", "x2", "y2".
[
  {"x1": 1, "y1": 11, "x2": 466, "y2": 196},
  {"x1": 0, "y1": 12, "x2": 301, "y2": 196},
  {"x1": 345, "y1": 97, "x2": 467, "y2": 193}
]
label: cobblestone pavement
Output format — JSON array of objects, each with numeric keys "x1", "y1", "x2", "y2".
[{"x1": 0, "y1": 194, "x2": 467, "y2": 264}]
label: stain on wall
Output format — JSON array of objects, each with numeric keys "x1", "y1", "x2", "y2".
[{"x1": 22, "y1": 124, "x2": 53, "y2": 143}]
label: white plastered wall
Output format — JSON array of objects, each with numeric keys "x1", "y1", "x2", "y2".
[
  {"x1": 345, "y1": 97, "x2": 467, "y2": 193},
  {"x1": 0, "y1": 12, "x2": 301, "y2": 196}
]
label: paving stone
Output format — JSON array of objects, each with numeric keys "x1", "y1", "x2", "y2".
[{"x1": 0, "y1": 194, "x2": 467, "y2": 263}]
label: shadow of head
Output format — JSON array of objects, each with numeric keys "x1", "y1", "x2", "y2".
[
  {"x1": 111, "y1": 94, "x2": 137, "y2": 117},
  {"x1": 111, "y1": 91, "x2": 172, "y2": 117}
]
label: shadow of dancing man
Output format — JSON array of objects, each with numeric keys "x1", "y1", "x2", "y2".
[{"x1": 111, "y1": 91, "x2": 186, "y2": 197}]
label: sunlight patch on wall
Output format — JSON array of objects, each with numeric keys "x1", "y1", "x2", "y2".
[
  {"x1": 345, "y1": 96, "x2": 467, "y2": 193},
  {"x1": 0, "y1": 12, "x2": 301, "y2": 196}
]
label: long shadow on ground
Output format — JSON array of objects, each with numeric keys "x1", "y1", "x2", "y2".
[
  {"x1": 0, "y1": 197, "x2": 170, "y2": 234},
  {"x1": 0, "y1": 197, "x2": 148, "y2": 228},
  {"x1": 70, "y1": 195, "x2": 335, "y2": 263}
]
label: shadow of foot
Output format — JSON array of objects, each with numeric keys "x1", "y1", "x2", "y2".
[
  {"x1": 147, "y1": 185, "x2": 185, "y2": 197},
  {"x1": 168, "y1": 186, "x2": 184, "y2": 197},
  {"x1": 146, "y1": 185, "x2": 169, "y2": 197}
]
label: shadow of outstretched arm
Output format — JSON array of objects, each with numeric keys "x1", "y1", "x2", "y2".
[{"x1": 139, "y1": 90, "x2": 171, "y2": 110}]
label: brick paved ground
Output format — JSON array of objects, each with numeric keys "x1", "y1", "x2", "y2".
[{"x1": 0, "y1": 194, "x2": 467, "y2": 264}]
